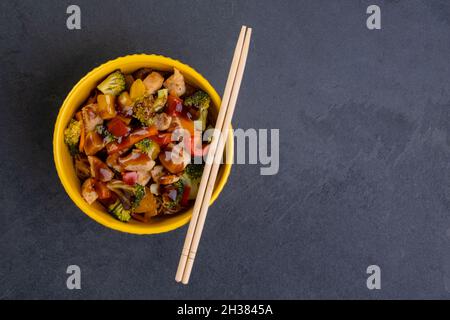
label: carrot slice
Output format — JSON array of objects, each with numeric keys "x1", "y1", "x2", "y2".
[{"x1": 106, "y1": 126, "x2": 158, "y2": 154}]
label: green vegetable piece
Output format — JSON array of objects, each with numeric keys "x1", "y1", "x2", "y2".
[
  {"x1": 181, "y1": 164, "x2": 204, "y2": 200},
  {"x1": 132, "y1": 90, "x2": 168, "y2": 125},
  {"x1": 134, "y1": 138, "x2": 152, "y2": 153},
  {"x1": 135, "y1": 138, "x2": 160, "y2": 159},
  {"x1": 185, "y1": 91, "x2": 210, "y2": 130},
  {"x1": 132, "y1": 96, "x2": 154, "y2": 126},
  {"x1": 199, "y1": 107, "x2": 208, "y2": 131},
  {"x1": 108, "y1": 200, "x2": 131, "y2": 222},
  {"x1": 133, "y1": 184, "x2": 146, "y2": 209},
  {"x1": 185, "y1": 164, "x2": 203, "y2": 180},
  {"x1": 64, "y1": 119, "x2": 82, "y2": 155},
  {"x1": 153, "y1": 89, "x2": 168, "y2": 112},
  {"x1": 184, "y1": 91, "x2": 210, "y2": 110},
  {"x1": 97, "y1": 70, "x2": 126, "y2": 96}
]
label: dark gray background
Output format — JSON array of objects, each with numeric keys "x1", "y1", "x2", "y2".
[{"x1": 1, "y1": 0, "x2": 450, "y2": 299}]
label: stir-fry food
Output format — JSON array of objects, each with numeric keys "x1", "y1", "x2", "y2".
[{"x1": 64, "y1": 68, "x2": 212, "y2": 222}]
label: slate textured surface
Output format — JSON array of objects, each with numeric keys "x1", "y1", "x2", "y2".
[{"x1": 1, "y1": 0, "x2": 450, "y2": 299}]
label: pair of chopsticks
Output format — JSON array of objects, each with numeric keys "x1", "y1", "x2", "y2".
[{"x1": 175, "y1": 26, "x2": 252, "y2": 284}]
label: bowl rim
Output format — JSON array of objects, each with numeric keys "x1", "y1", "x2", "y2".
[{"x1": 53, "y1": 54, "x2": 233, "y2": 235}]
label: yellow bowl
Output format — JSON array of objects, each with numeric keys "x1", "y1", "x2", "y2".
[{"x1": 53, "y1": 54, "x2": 233, "y2": 234}]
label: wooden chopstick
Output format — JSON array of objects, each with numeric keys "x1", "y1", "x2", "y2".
[
  {"x1": 175, "y1": 26, "x2": 248, "y2": 283},
  {"x1": 177, "y1": 26, "x2": 252, "y2": 284}
]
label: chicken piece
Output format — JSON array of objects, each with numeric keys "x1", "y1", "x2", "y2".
[
  {"x1": 74, "y1": 154, "x2": 91, "y2": 180},
  {"x1": 153, "y1": 113, "x2": 172, "y2": 131},
  {"x1": 81, "y1": 178, "x2": 98, "y2": 205},
  {"x1": 88, "y1": 156, "x2": 114, "y2": 182},
  {"x1": 106, "y1": 153, "x2": 123, "y2": 172},
  {"x1": 150, "y1": 165, "x2": 165, "y2": 183},
  {"x1": 143, "y1": 72, "x2": 164, "y2": 95},
  {"x1": 117, "y1": 92, "x2": 134, "y2": 116},
  {"x1": 159, "y1": 174, "x2": 181, "y2": 185},
  {"x1": 167, "y1": 116, "x2": 182, "y2": 132},
  {"x1": 159, "y1": 145, "x2": 189, "y2": 174},
  {"x1": 81, "y1": 104, "x2": 103, "y2": 132},
  {"x1": 136, "y1": 170, "x2": 152, "y2": 186},
  {"x1": 163, "y1": 68, "x2": 186, "y2": 97},
  {"x1": 84, "y1": 131, "x2": 105, "y2": 156},
  {"x1": 150, "y1": 183, "x2": 160, "y2": 195},
  {"x1": 118, "y1": 150, "x2": 155, "y2": 172}
]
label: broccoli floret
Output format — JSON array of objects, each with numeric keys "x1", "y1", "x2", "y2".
[
  {"x1": 108, "y1": 200, "x2": 131, "y2": 222},
  {"x1": 181, "y1": 164, "x2": 204, "y2": 200},
  {"x1": 135, "y1": 138, "x2": 160, "y2": 159},
  {"x1": 133, "y1": 96, "x2": 154, "y2": 125},
  {"x1": 199, "y1": 108, "x2": 208, "y2": 131},
  {"x1": 153, "y1": 89, "x2": 168, "y2": 112},
  {"x1": 133, "y1": 184, "x2": 146, "y2": 209},
  {"x1": 135, "y1": 138, "x2": 152, "y2": 153},
  {"x1": 64, "y1": 119, "x2": 82, "y2": 155},
  {"x1": 184, "y1": 91, "x2": 211, "y2": 110},
  {"x1": 185, "y1": 91, "x2": 210, "y2": 130},
  {"x1": 173, "y1": 180, "x2": 184, "y2": 190},
  {"x1": 133, "y1": 90, "x2": 168, "y2": 125},
  {"x1": 185, "y1": 164, "x2": 204, "y2": 180},
  {"x1": 97, "y1": 70, "x2": 126, "y2": 96},
  {"x1": 164, "y1": 200, "x2": 178, "y2": 210}
]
